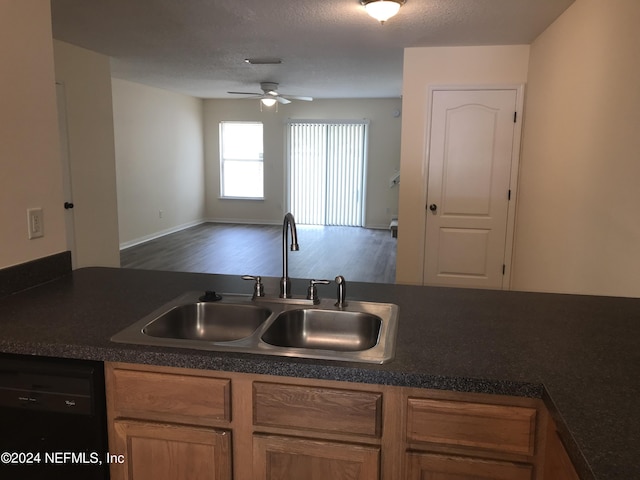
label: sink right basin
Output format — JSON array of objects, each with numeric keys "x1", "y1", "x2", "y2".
[{"x1": 261, "y1": 309, "x2": 382, "y2": 351}]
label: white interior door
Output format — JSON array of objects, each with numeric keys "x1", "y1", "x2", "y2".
[{"x1": 424, "y1": 88, "x2": 520, "y2": 289}]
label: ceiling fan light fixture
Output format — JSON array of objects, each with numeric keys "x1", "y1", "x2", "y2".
[
  {"x1": 260, "y1": 97, "x2": 277, "y2": 107},
  {"x1": 361, "y1": 0, "x2": 405, "y2": 24}
]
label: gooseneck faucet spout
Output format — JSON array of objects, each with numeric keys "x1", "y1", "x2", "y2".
[{"x1": 280, "y1": 213, "x2": 299, "y2": 298}]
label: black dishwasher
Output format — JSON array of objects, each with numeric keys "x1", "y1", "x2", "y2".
[{"x1": 0, "y1": 353, "x2": 109, "y2": 479}]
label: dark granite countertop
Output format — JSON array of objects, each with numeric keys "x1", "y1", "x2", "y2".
[{"x1": 0, "y1": 267, "x2": 638, "y2": 480}]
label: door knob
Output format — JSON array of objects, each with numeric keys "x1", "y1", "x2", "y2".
[
  {"x1": 64, "y1": 202, "x2": 74, "y2": 209},
  {"x1": 429, "y1": 204, "x2": 437, "y2": 212}
]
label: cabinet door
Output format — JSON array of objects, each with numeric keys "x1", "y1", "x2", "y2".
[
  {"x1": 254, "y1": 434, "x2": 380, "y2": 480},
  {"x1": 406, "y1": 452, "x2": 533, "y2": 480},
  {"x1": 111, "y1": 420, "x2": 231, "y2": 480}
]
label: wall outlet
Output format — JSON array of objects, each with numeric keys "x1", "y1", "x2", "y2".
[{"x1": 27, "y1": 208, "x2": 44, "y2": 239}]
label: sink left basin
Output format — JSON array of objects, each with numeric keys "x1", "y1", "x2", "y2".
[
  {"x1": 143, "y1": 302, "x2": 272, "y2": 342},
  {"x1": 111, "y1": 292, "x2": 273, "y2": 347}
]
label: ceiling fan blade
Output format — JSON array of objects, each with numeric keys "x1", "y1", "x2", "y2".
[
  {"x1": 282, "y1": 95, "x2": 313, "y2": 102},
  {"x1": 227, "y1": 91, "x2": 262, "y2": 96},
  {"x1": 276, "y1": 96, "x2": 292, "y2": 105}
]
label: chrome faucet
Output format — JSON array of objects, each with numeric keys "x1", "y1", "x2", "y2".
[{"x1": 280, "y1": 213, "x2": 299, "y2": 298}]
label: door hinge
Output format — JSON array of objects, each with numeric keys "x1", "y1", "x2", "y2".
[
  {"x1": 508, "y1": 189, "x2": 511, "y2": 200},
  {"x1": 502, "y1": 264, "x2": 506, "y2": 275},
  {"x1": 513, "y1": 111, "x2": 517, "y2": 123}
]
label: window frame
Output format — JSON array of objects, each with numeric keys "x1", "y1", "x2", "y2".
[{"x1": 219, "y1": 121, "x2": 265, "y2": 200}]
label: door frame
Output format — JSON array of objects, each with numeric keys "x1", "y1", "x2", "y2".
[
  {"x1": 422, "y1": 84, "x2": 525, "y2": 289},
  {"x1": 55, "y1": 82, "x2": 77, "y2": 269}
]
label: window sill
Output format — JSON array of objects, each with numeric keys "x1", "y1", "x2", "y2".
[{"x1": 218, "y1": 196, "x2": 265, "y2": 201}]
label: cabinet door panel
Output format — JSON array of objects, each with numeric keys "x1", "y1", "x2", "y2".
[
  {"x1": 254, "y1": 381, "x2": 382, "y2": 437},
  {"x1": 111, "y1": 420, "x2": 231, "y2": 480},
  {"x1": 110, "y1": 368, "x2": 231, "y2": 425},
  {"x1": 407, "y1": 397, "x2": 536, "y2": 456},
  {"x1": 406, "y1": 452, "x2": 532, "y2": 480},
  {"x1": 254, "y1": 434, "x2": 380, "y2": 480}
]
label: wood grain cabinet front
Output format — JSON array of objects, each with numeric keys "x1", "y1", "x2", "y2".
[
  {"x1": 107, "y1": 364, "x2": 231, "y2": 426},
  {"x1": 253, "y1": 381, "x2": 382, "y2": 437},
  {"x1": 253, "y1": 434, "x2": 380, "y2": 480},
  {"x1": 111, "y1": 419, "x2": 231, "y2": 480},
  {"x1": 406, "y1": 451, "x2": 533, "y2": 480},
  {"x1": 105, "y1": 363, "x2": 234, "y2": 480},
  {"x1": 406, "y1": 397, "x2": 537, "y2": 456},
  {"x1": 104, "y1": 363, "x2": 580, "y2": 480}
]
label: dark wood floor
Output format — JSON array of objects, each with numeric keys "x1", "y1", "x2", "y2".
[{"x1": 120, "y1": 223, "x2": 397, "y2": 284}]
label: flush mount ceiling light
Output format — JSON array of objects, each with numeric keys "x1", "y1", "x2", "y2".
[
  {"x1": 361, "y1": 0, "x2": 405, "y2": 24},
  {"x1": 260, "y1": 97, "x2": 277, "y2": 107}
]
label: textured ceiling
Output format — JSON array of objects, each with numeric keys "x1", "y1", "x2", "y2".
[{"x1": 50, "y1": 0, "x2": 574, "y2": 99}]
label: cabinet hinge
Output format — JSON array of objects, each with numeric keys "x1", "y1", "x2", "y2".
[
  {"x1": 502, "y1": 264, "x2": 506, "y2": 275},
  {"x1": 514, "y1": 111, "x2": 517, "y2": 123}
]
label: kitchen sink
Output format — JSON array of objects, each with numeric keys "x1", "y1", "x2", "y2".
[
  {"x1": 111, "y1": 291, "x2": 398, "y2": 364},
  {"x1": 143, "y1": 302, "x2": 272, "y2": 342},
  {"x1": 261, "y1": 309, "x2": 381, "y2": 351}
]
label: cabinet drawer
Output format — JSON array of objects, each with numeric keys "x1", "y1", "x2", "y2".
[
  {"x1": 253, "y1": 382, "x2": 382, "y2": 437},
  {"x1": 254, "y1": 434, "x2": 380, "y2": 480},
  {"x1": 406, "y1": 451, "x2": 533, "y2": 480},
  {"x1": 110, "y1": 368, "x2": 231, "y2": 424},
  {"x1": 406, "y1": 397, "x2": 536, "y2": 456}
]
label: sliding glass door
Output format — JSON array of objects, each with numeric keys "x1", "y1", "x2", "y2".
[{"x1": 287, "y1": 121, "x2": 368, "y2": 226}]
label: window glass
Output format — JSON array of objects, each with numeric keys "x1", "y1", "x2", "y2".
[{"x1": 220, "y1": 122, "x2": 264, "y2": 198}]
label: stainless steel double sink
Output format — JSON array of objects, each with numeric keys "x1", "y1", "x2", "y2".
[{"x1": 111, "y1": 292, "x2": 399, "y2": 364}]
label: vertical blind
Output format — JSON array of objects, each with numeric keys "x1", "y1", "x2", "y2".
[{"x1": 288, "y1": 121, "x2": 368, "y2": 226}]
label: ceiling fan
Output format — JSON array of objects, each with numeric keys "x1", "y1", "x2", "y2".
[{"x1": 227, "y1": 82, "x2": 313, "y2": 106}]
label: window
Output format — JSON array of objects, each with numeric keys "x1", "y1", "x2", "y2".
[{"x1": 220, "y1": 121, "x2": 264, "y2": 198}]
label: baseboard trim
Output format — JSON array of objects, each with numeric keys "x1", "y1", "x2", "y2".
[
  {"x1": 119, "y1": 220, "x2": 206, "y2": 250},
  {"x1": 204, "y1": 217, "x2": 281, "y2": 226}
]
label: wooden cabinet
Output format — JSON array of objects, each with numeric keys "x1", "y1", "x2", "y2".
[
  {"x1": 542, "y1": 417, "x2": 580, "y2": 480},
  {"x1": 112, "y1": 420, "x2": 231, "y2": 480},
  {"x1": 105, "y1": 363, "x2": 233, "y2": 480},
  {"x1": 105, "y1": 362, "x2": 580, "y2": 480},
  {"x1": 251, "y1": 381, "x2": 383, "y2": 480},
  {"x1": 253, "y1": 381, "x2": 382, "y2": 437},
  {"x1": 406, "y1": 397, "x2": 537, "y2": 456},
  {"x1": 402, "y1": 389, "x2": 546, "y2": 480},
  {"x1": 406, "y1": 451, "x2": 533, "y2": 480},
  {"x1": 254, "y1": 434, "x2": 379, "y2": 480}
]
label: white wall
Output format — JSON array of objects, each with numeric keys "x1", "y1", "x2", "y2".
[
  {"x1": 396, "y1": 45, "x2": 530, "y2": 284},
  {"x1": 53, "y1": 40, "x2": 120, "y2": 267},
  {"x1": 203, "y1": 98, "x2": 402, "y2": 228},
  {"x1": 0, "y1": 0, "x2": 66, "y2": 268},
  {"x1": 112, "y1": 79, "x2": 205, "y2": 247},
  {"x1": 512, "y1": 0, "x2": 640, "y2": 297}
]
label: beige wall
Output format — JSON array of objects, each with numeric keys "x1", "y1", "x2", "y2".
[
  {"x1": 112, "y1": 79, "x2": 205, "y2": 247},
  {"x1": 0, "y1": 1, "x2": 66, "y2": 268},
  {"x1": 203, "y1": 98, "x2": 402, "y2": 228},
  {"x1": 396, "y1": 45, "x2": 530, "y2": 284},
  {"x1": 512, "y1": 0, "x2": 640, "y2": 297},
  {"x1": 53, "y1": 40, "x2": 120, "y2": 267}
]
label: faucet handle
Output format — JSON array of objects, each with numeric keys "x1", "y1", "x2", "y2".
[
  {"x1": 242, "y1": 275, "x2": 265, "y2": 298},
  {"x1": 307, "y1": 279, "x2": 331, "y2": 303},
  {"x1": 335, "y1": 275, "x2": 348, "y2": 308}
]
